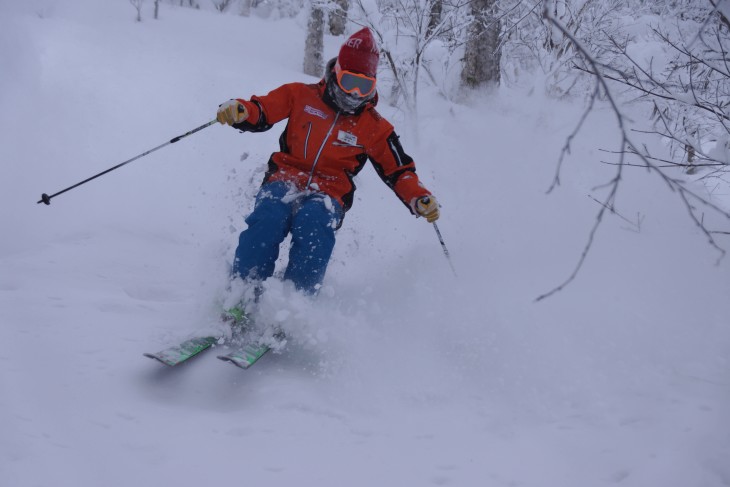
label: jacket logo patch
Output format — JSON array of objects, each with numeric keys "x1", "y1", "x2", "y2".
[
  {"x1": 304, "y1": 105, "x2": 328, "y2": 120},
  {"x1": 337, "y1": 130, "x2": 358, "y2": 146}
]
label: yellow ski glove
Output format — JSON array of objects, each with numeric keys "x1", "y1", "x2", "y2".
[
  {"x1": 413, "y1": 196, "x2": 440, "y2": 223},
  {"x1": 217, "y1": 99, "x2": 249, "y2": 126}
]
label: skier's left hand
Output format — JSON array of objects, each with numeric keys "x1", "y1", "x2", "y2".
[{"x1": 413, "y1": 196, "x2": 440, "y2": 223}]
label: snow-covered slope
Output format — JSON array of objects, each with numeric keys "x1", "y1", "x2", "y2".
[{"x1": 1, "y1": 2, "x2": 729, "y2": 486}]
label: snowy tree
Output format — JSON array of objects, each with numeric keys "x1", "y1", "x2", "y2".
[
  {"x1": 211, "y1": 0, "x2": 235, "y2": 12},
  {"x1": 130, "y1": 0, "x2": 144, "y2": 22},
  {"x1": 460, "y1": 0, "x2": 501, "y2": 89},
  {"x1": 427, "y1": 0, "x2": 442, "y2": 36},
  {"x1": 352, "y1": 0, "x2": 473, "y2": 113},
  {"x1": 304, "y1": 2, "x2": 325, "y2": 77},
  {"x1": 329, "y1": 0, "x2": 349, "y2": 35},
  {"x1": 597, "y1": 2, "x2": 730, "y2": 174},
  {"x1": 536, "y1": 0, "x2": 730, "y2": 299},
  {"x1": 239, "y1": 0, "x2": 252, "y2": 16},
  {"x1": 497, "y1": 0, "x2": 623, "y2": 96}
]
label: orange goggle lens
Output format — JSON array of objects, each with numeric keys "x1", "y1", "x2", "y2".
[{"x1": 335, "y1": 62, "x2": 376, "y2": 97}]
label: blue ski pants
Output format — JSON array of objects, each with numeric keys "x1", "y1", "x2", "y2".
[{"x1": 232, "y1": 181, "x2": 343, "y2": 294}]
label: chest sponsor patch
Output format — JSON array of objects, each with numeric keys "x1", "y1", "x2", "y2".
[
  {"x1": 304, "y1": 104, "x2": 328, "y2": 120},
  {"x1": 337, "y1": 130, "x2": 358, "y2": 146}
]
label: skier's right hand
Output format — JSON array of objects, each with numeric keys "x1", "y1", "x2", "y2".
[{"x1": 217, "y1": 99, "x2": 249, "y2": 125}]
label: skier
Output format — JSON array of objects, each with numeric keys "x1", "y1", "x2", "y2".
[{"x1": 216, "y1": 27, "x2": 439, "y2": 297}]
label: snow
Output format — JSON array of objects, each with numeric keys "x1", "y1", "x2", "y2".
[{"x1": 2, "y1": 2, "x2": 729, "y2": 486}]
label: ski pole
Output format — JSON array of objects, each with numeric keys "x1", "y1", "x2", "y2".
[
  {"x1": 37, "y1": 119, "x2": 218, "y2": 205},
  {"x1": 432, "y1": 222, "x2": 457, "y2": 277}
]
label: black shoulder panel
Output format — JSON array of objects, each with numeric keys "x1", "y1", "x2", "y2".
[{"x1": 386, "y1": 132, "x2": 414, "y2": 167}]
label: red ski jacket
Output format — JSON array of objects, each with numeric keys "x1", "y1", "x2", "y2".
[{"x1": 231, "y1": 79, "x2": 431, "y2": 213}]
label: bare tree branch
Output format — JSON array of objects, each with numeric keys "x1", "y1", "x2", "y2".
[{"x1": 537, "y1": 2, "x2": 730, "y2": 302}]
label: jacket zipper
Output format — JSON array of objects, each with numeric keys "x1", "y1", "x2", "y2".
[
  {"x1": 303, "y1": 122, "x2": 312, "y2": 159},
  {"x1": 306, "y1": 112, "x2": 340, "y2": 190}
]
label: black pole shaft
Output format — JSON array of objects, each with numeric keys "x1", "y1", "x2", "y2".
[
  {"x1": 432, "y1": 222, "x2": 457, "y2": 277},
  {"x1": 38, "y1": 119, "x2": 218, "y2": 205}
]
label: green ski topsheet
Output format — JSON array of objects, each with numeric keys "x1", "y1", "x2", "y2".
[
  {"x1": 144, "y1": 335, "x2": 220, "y2": 366},
  {"x1": 217, "y1": 342, "x2": 271, "y2": 369}
]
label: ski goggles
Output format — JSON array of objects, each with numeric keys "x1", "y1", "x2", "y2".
[{"x1": 334, "y1": 61, "x2": 376, "y2": 97}]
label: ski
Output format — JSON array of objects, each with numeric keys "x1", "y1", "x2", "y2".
[
  {"x1": 144, "y1": 335, "x2": 221, "y2": 366},
  {"x1": 217, "y1": 342, "x2": 272, "y2": 369},
  {"x1": 217, "y1": 331, "x2": 285, "y2": 369}
]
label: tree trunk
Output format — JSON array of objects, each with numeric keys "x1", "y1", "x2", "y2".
[
  {"x1": 239, "y1": 0, "x2": 252, "y2": 16},
  {"x1": 329, "y1": 0, "x2": 349, "y2": 36},
  {"x1": 129, "y1": 0, "x2": 143, "y2": 22},
  {"x1": 303, "y1": 5, "x2": 325, "y2": 77},
  {"x1": 461, "y1": 0, "x2": 501, "y2": 89},
  {"x1": 427, "y1": 0, "x2": 442, "y2": 37}
]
